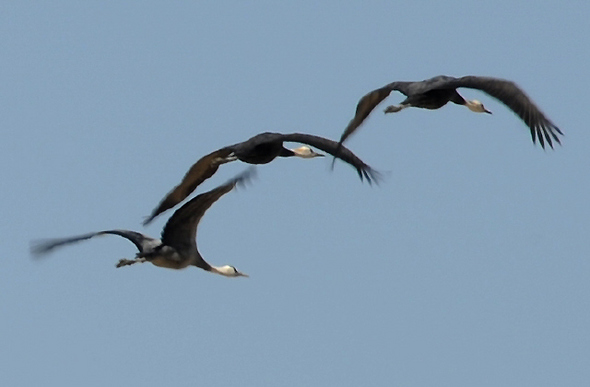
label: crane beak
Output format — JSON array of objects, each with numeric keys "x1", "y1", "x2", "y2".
[
  {"x1": 484, "y1": 108, "x2": 492, "y2": 114},
  {"x1": 238, "y1": 271, "x2": 249, "y2": 278}
]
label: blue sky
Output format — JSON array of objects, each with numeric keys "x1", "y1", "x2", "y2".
[{"x1": 2, "y1": 1, "x2": 589, "y2": 386}]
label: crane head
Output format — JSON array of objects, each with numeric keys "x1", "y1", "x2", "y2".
[
  {"x1": 291, "y1": 146, "x2": 324, "y2": 159},
  {"x1": 214, "y1": 265, "x2": 249, "y2": 278},
  {"x1": 466, "y1": 99, "x2": 492, "y2": 114}
]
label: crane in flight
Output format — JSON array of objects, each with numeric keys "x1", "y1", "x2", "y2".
[
  {"x1": 144, "y1": 131, "x2": 381, "y2": 225},
  {"x1": 31, "y1": 169, "x2": 256, "y2": 277},
  {"x1": 335, "y1": 75, "x2": 563, "y2": 154}
]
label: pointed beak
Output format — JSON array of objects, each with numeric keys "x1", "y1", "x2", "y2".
[
  {"x1": 484, "y1": 108, "x2": 492, "y2": 114},
  {"x1": 315, "y1": 152, "x2": 325, "y2": 157},
  {"x1": 239, "y1": 272, "x2": 249, "y2": 278}
]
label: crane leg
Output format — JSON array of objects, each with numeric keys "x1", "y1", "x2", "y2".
[
  {"x1": 212, "y1": 154, "x2": 238, "y2": 166},
  {"x1": 384, "y1": 104, "x2": 407, "y2": 113},
  {"x1": 116, "y1": 257, "x2": 147, "y2": 268}
]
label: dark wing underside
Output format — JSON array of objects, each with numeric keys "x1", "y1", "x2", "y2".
[
  {"x1": 279, "y1": 133, "x2": 381, "y2": 184},
  {"x1": 451, "y1": 76, "x2": 563, "y2": 148},
  {"x1": 30, "y1": 229, "x2": 156, "y2": 256},
  {"x1": 143, "y1": 147, "x2": 234, "y2": 225},
  {"x1": 161, "y1": 168, "x2": 255, "y2": 266}
]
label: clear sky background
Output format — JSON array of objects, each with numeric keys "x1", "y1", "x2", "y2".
[{"x1": 2, "y1": 2, "x2": 589, "y2": 386}]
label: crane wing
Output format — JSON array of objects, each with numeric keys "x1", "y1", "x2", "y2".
[
  {"x1": 160, "y1": 168, "x2": 255, "y2": 257},
  {"x1": 280, "y1": 133, "x2": 382, "y2": 184},
  {"x1": 336, "y1": 78, "x2": 445, "y2": 147},
  {"x1": 338, "y1": 86, "x2": 395, "y2": 146},
  {"x1": 143, "y1": 147, "x2": 234, "y2": 225},
  {"x1": 31, "y1": 230, "x2": 158, "y2": 256},
  {"x1": 453, "y1": 76, "x2": 563, "y2": 148}
]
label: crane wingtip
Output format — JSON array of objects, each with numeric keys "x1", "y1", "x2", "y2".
[
  {"x1": 29, "y1": 239, "x2": 57, "y2": 258},
  {"x1": 230, "y1": 166, "x2": 258, "y2": 189},
  {"x1": 360, "y1": 166, "x2": 385, "y2": 186},
  {"x1": 142, "y1": 216, "x2": 154, "y2": 227}
]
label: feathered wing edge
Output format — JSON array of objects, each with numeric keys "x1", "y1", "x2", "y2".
[
  {"x1": 455, "y1": 76, "x2": 563, "y2": 149},
  {"x1": 143, "y1": 147, "x2": 234, "y2": 225},
  {"x1": 333, "y1": 85, "x2": 396, "y2": 160},
  {"x1": 280, "y1": 133, "x2": 382, "y2": 185},
  {"x1": 160, "y1": 167, "x2": 257, "y2": 258},
  {"x1": 30, "y1": 230, "x2": 155, "y2": 257}
]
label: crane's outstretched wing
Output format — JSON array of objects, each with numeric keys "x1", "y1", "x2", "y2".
[
  {"x1": 161, "y1": 168, "x2": 256, "y2": 263},
  {"x1": 144, "y1": 147, "x2": 234, "y2": 225},
  {"x1": 451, "y1": 76, "x2": 563, "y2": 148},
  {"x1": 31, "y1": 230, "x2": 157, "y2": 256},
  {"x1": 280, "y1": 133, "x2": 382, "y2": 184}
]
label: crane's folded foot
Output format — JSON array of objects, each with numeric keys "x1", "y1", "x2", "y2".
[
  {"x1": 213, "y1": 154, "x2": 238, "y2": 166},
  {"x1": 116, "y1": 259, "x2": 134, "y2": 268},
  {"x1": 384, "y1": 104, "x2": 404, "y2": 113},
  {"x1": 116, "y1": 258, "x2": 146, "y2": 268}
]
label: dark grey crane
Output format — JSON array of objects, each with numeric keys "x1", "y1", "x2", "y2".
[
  {"x1": 31, "y1": 170, "x2": 255, "y2": 277},
  {"x1": 336, "y1": 75, "x2": 563, "y2": 151},
  {"x1": 143, "y1": 131, "x2": 380, "y2": 225}
]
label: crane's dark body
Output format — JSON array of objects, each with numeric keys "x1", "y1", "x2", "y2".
[
  {"x1": 395, "y1": 86, "x2": 465, "y2": 110},
  {"x1": 338, "y1": 75, "x2": 563, "y2": 150},
  {"x1": 144, "y1": 132, "x2": 380, "y2": 225},
  {"x1": 228, "y1": 133, "x2": 297, "y2": 164},
  {"x1": 31, "y1": 171, "x2": 254, "y2": 273},
  {"x1": 384, "y1": 76, "x2": 469, "y2": 110}
]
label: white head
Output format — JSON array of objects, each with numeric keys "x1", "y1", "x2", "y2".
[
  {"x1": 466, "y1": 99, "x2": 492, "y2": 114},
  {"x1": 291, "y1": 146, "x2": 325, "y2": 159},
  {"x1": 212, "y1": 265, "x2": 249, "y2": 278}
]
